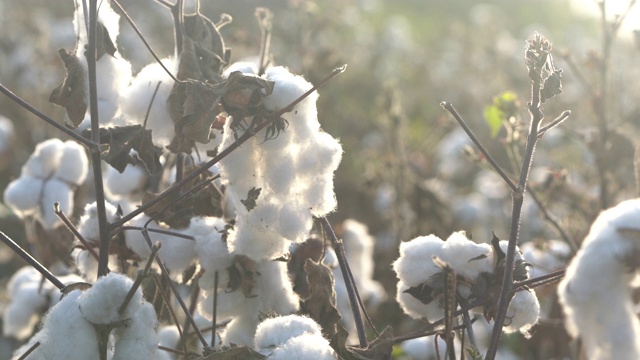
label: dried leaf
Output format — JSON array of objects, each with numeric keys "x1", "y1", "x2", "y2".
[
  {"x1": 49, "y1": 48, "x2": 87, "y2": 127},
  {"x1": 84, "y1": 125, "x2": 163, "y2": 175},
  {"x1": 403, "y1": 272, "x2": 445, "y2": 305},
  {"x1": 541, "y1": 69, "x2": 563, "y2": 103},
  {"x1": 301, "y1": 259, "x2": 341, "y2": 339},
  {"x1": 175, "y1": 79, "x2": 223, "y2": 144},
  {"x1": 351, "y1": 327, "x2": 395, "y2": 360},
  {"x1": 226, "y1": 255, "x2": 259, "y2": 298},
  {"x1": 240, "y1": 187, "x2": 261, "y2": 211},
  {"x1": 96, "y1": 22, "x2": 117, "y2": 60}
]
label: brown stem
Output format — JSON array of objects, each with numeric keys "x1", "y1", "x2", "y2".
[
  {"x1": 118, "y1": 242, "x2": 162, "y2": 315},
  {"x1": 17, "y1": 341, "x2": 41, "y2": 360},
  {"x1": 54, "y1": 202, "x2": 101, "y2": 261},
  {"x1": 0, "y1": 232, "x2": 65, "y2": 290}
]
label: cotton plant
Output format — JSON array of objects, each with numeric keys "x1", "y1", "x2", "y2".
[
  {"x1": 253, "y1": 315, "x2": 337, "y2": 359},
  {"x1": 11, "y1": 272, "x2": 161, "y2": 360},
  {"x1": 218, "y1": 66, "x2": 343, "y2": 261},
  {"x1": 3, "y1": 138, "x2": 88, "y2": 229},
  {"x1": 558, "y1": 199, "x2": 640, "y2": 360},
  {"x1": 393, "y1": 231, "x2": 540, "y2": 335}
]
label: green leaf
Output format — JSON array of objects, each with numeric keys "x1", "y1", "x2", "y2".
[{"x1": 484, "y1": 105, "x2": 503, "y2": 138}]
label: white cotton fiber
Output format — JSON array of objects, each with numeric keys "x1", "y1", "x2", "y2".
[
  {"x1": 156, "y1": 229, "x2": 197, "y2": 281},
  {"x1": 3, "y1": 176, "x2": 43, "y2": 216},
  {"x1": 221, "y1": 315, "x2": 259, "y2": 347},
  {"x1": 440, "y1": 231, "x2": 493, "y2": 280},
  {"x1": 53, "y1": 140, "x2": 89, "y2": 184},
  {"x1": 262, "y1": 67, "x2": 317, "y2": 114},
  {"x1": 120, "y1": 58, "x2": 178, "y2": 147},
  {"x1": 227, "y1": 225, "x2": 290, "y2": 262},
  {"x1": 39, "y1": 178, "x2": 72, "y2": 229},
  {"x1": 78, "y1": 201, "x2": 120, "y2": 241},
  {"x1": 105, "y1": 160, "x2": 147, "y2": 199},
  {"x1": 558, "y1": 199, "x2": 640, "y2": 359},
  {"x1": 3, "y1": 283, "x2": 48, "y2": 340},
  {"x1": 504, "y1": 290, "x2": 540, "y2": 334},
  {"x1": 112, "y1": 302, "x2": 160, "y2": 360},
  {"x1": 191, "y1": 216, "x2": 233, "y2": 275},
  {"x1": 0, "y1": 115, "x2": 15, "y2": 152},
  {"x1": 123, "y1": 214, "x2": 162, "y2": 259},
  {"x1": 78, "y1": 272, "x2": 140, "y2": 324},
  {"x1": 254, "y1": 315, "x2": 323, "y2": 350},
  {"x1": 223, "y1": 61, "x2": 258, "y2": 77},
  {"x1": 267, "y1": 333, "x2": 337, "y2": 360},
  {"x1": 23, "y1": 138, "x2": 64, "y2": 178},
  {"x1": 11, "y1": 290, "x2": 100, "y2": 360},
  {"x1": 393, "y1": 235, "x2": 444, "y2": 287}
]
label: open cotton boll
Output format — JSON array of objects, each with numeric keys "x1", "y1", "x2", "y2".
[
  {"x1": 78, "y1": 272, "x2": 140, "y2": 324},
  {"x1": 11, "y1": 290, "x2": 100, "y2": 360},
  {"x1": 112, "y1": 302, "x2": 160, "y2": 360},
  {"x1": 396, "y1": 281, "x2": 444, "y2": 321},
  {"x1": 223, "y1": 60, "x2": 259, "y2": 77},
  {"x1": 558, "y1": 199, "x2": 640, "y2": 359},
  {"x1": 440, "y1": 231, "x2": 493, "y2": 280},
  {"x1": 158, "y1": 325, "x2": 180, "y2": 359},
  {"x1": 3, "y1": 176, "x2": 43, "y2": 216},
  {"x1": 521, "y1": 240, "x2": 570, "y2": 279},
  {"x1": 268, "y1": 333, "x2": 337, "y2": 360},
  {"x1": 0, "y1": 115, "x2": 15, "y2": 152},
  {"x1": 295, "y1": 133, "x2": 343, "y2": 177},
  {"x1": 503, "y1": 290, "x2": 540, "y2": 335},
  {"x1": 78, "y1": 201, "x2": 120, "y2": 241},
  {"x1": 191, "y1": 216, "x2": 233, "y2": 275},
  {"x1": 3, "y1": 283, "x2": 49, "y2": 340},
  {"x1": 72, "y1": 247, "x2": 119, "y2": 281},
  {"x1": 105, "y1": 160, "x2": 147, "y2": 199},
  {"x1": 123, "y1": 214, "x2": 166, "y2": 259},
  {"x1": 53, "y1": 140, "x2": 88, "y2": 184},
  {"x1": 393, "y1": 235, "x2": 444, "y2": 287},
  {"x1": 120, "y1": 58, "x2": 178, "y2": 147},
  {"x1": 157, "y1": 229, "x2": 197, "y2": 281},
  {"x1": 262, "y1": 67, "x2": 317, "y2": 113},
  {"x1": 39, "y1": 178, "x2": 72, "y2": 229},
  {"x1": 254, "y1": 315, "x2": 323, "y2": 351},
  {"x1": 73, "y1": 0, "x2": 121, "y2": 49},
  {"x1": 227, "y1": 223, "x2": 291, "y2": 262},
  {"x1": 222, "y1": 315, "x2": 259, "y2": 347},
  {"x1": 23, "y1": 138, "x2": 64, "y2": 178},
  {"x1": 402, "y1": 335, "x2": 447, "y2": 360}
]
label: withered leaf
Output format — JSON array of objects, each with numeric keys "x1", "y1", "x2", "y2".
[
  {"x1": 301, "y1": 259, "x2": 341, "y2": 339},
  {"x1": 329, "y1": 325, "x2": 370, "y2": 360},
  {"x1": 240, "y1": 187, "x2": 261, "y2": 211},
  {"x1": 175, "y1": 79, "x2": 223, "y2": 144},
  {"x1": 226, "y1": 255, "x2": 259, "y2": 298},
  {"x1": 49, "y1": 48, "x2": 87, "y2": 127},
  {"x1": 541, "y1": 69, "x2": 563, "y2": 103},
  {"x1": 403, "y1": 272, "x2": 446, "y2": 305},
  {"x1": 490, "y1": 232, "x2": 505, "y2": 265},
  {"x1": 84, "y1": 125, "x2": 162, "y2": 175},
  {"x1": 183, "y1": 12, "x2": 226, "y2": 70},
  {"x1": 96, "y1": 22, "x2": 117, "y2": 60},
  {"x1": 221, "y1": 71, "x2": 275, "y2": 119},
  {"x1": 196, "y1": 346, "x2": 265, "y2": 360}
]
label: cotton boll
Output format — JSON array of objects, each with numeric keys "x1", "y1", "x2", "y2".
[
  {"x1": 504, "y1": 290, "x2": 540, "y2": 334},
  {"x1": 158, "y1": 325, "x2": 181, "y2": 359},
  {"x1": 268, "y1": 333, "x2": 337, "y2": 360},
  {"x1": 23, "y1": 138, "x2": 64, "y2": 178},
  {"x1": 123, "y1": 215, "x2": 165, "y2": 259},
  {"x1": 3, "y1": 176, "x2": 43, "y2": 216},
  {"x1": 3, "y1": 283, "x2": 48, "y2": 340},
  {"x1": 105, "y1": 160, "x2": 147, "y2": 199},
  {"x1": 191, "y1": 216, "x2": 233, "y2": 275},
  {"x1": 53, "y1": 141, "x2": 88, "y2": 184},
  {"x1": 396, "y1": 281, "x2": 443, "y2": 321},
  {"x1": 120, "y1": 58, "x2": 178, "y2": 147},
  {"x1": 440, "y1": 231, "x2": 493, "y2": 280},
  {"x1": 296, "y1": 133, "x2": 342, "y2": 176},
  {"x1": 78, "y1": 272, "x2": 140, "y2": 324},
  {"x1": 73, "y1": 248, "x2": 119, "y2": 281},
  {"x1": 254, "y1": 315, "x2": 323, "y2": 351},
  {"x1": 558, "y1": 199, "x2": 640, "y2": 359},
  {"x1": 78, "y1": 201, "x2": 120, "y2": 241},
  {"x1": 304, "y1": 177, "x2": 338, "y2": 216},
  {"x1": 11, "y1": 290, "x2": 100, "y2": 360},
  {"x1": 228, "y1": 223, "x2": 290, "y2": 261},
  {"x1": 262, "y1": 67, "x2": 316, "y2": 114},
  {"x1": 153, "y1": 229, "x2": 197, "y2": 281},
  {"x1": 263, "y1": 150, "x2": 297, "y2": 196},
  {"x1": 276, "y1": 204, "x2": 313, "y2": 242},
  {"x1": 0, "y1": 115, "x2": 15, "y2": 152},
  {"x1": 222, "y1": 315, "x2": 259, "y2": 347},
  {"x1": 112, "y1": 302, "x2": 160, "y2": 360},
  {"x1": 95, "y1": 56, "x2": 132, "y2": 124},
  {"x1": 7, "y1": 267, "x2": 41, "y2": 296},
  {"x1": 393, "y1": 235, "x2": 444, "y2": 287},
  {"x1": 521, "y1": 240, "x2": 570, "y2": 279},
  {"x1": 39, "y1": 178, "x2": 72, "y2": 229},
  {"x1": 401, "y1": 335, "x2": 447, "y2": 360}
]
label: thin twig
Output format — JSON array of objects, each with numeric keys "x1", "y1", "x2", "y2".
[
  {"x1": 512, "y1": 269, "x2": 566, "y2": 290},
  {"x1": 537, "y1": 110, "x2": 571, "y2": 138},
  {"x1": 118, "y1": 242, "x2": 162, "y2": 315},
  {"x1": 255, "y1": 8, "x2": 273, "y2": 76},
  {"x1": 0, "y1": 232, "x2": 65, "y2": 290},
  {"x1": 54, "y1": 202, "x2": 101, "y2": 261},
  {"x1": 158, "y1": 345, "x2": 185, "y2": 356},
  {"x1": 110, "y1": 65, "x2": 347, "y2": 229},
  {"x1": 319, "y1": 217, "x2": 368, "y2": 348},
  {"x1": 526, "y1": 187, "x2": 578, "y2": 252},
  {"x1": 0, "y1": 83, "x2": 98, "y2": 150},
  {"x1": 179, "y1": 270, "x2": 203, "y2": 350},
  {"x1": 17, "y1": 341, "x2": 41, "y2": 360},
  {"x1": 211, "y1": 271, "x2": 219, "y2": 348},
  {"x1": 152, "y1": 273, "x2": 189, "y2": 357},
  {"x1": 119, "y1": 226, "x2": 195, "y2": 240},
  {"x1": 440, "y1": 102, "x2": 518, "y2": 192},
  {"x1": 142, "y1": 229, "x2": 209, "y2": 349}
]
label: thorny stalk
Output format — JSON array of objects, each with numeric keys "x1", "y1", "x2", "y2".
[
  {"x1": 0, "y1": 232, "x2": 65, "y2": 290},
  {"x1": 110, "y1": 65, "x2": 347, "y2": 229},
  {"x1": 319, "y1": 216, "x2": 368, "y2": 348}
]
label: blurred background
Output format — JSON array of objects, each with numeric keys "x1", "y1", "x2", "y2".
[{"x1": 0, "y1": 0, "x2": 639, "y2": 358}]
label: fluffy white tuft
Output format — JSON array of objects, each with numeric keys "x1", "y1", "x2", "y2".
[
  {"x1": 393, "y1": 235, "x2": 444, "y2": 287},
  {"x1": 503, "y1": 290, "x2": 540, "y2": 334},
  {"x1": 254, "y1": 315, "x2": 323, "y2": 350}
]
